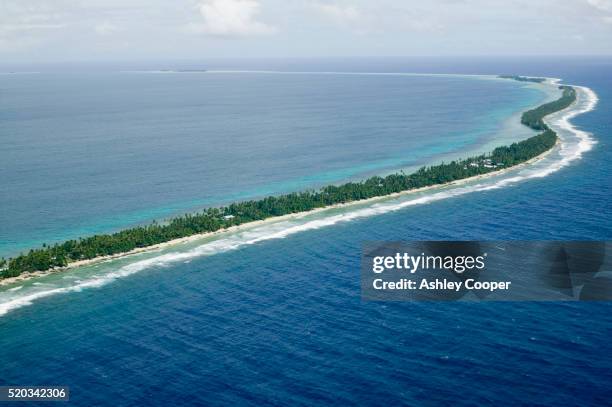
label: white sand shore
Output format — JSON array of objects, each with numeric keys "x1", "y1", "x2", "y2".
[
  {"x1": 3, "y1": 76, "x2": 590, "y2": 290},
  {"x1": 0, "y1": 137, "x2": 559, "y2": 288}
]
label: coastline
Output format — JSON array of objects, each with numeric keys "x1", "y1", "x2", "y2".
[
  {"x1": 0, "y1": 138, "x2": 559, "y2": 288},
  {"x1": 0, "y1": 77, "x2": 593, "y2": 289}
]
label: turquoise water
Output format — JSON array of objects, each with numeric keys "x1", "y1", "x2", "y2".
[
  {"x1": 0, "y1": 72, "x2": 542, "y2": 257},
  {"x1": 1, "y1": 58, "x2": 611, "y2": 406}
]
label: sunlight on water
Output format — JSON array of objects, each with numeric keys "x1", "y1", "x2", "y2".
[{"x1": 0, "y1": 80, "x2": 598, "y2": 317}]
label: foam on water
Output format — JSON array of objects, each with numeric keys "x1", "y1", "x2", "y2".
[{"x1": 0, "y1": 80, "x2": 598, "y2": 317}]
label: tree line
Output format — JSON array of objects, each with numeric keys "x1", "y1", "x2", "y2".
[
  {"x1": 1, "y1": 84, "x2": 575, "y2": 278},
  {"x1": 521, "y1": 86, "x2": 576, "y2": 131},
  {"x1": 498, "y1": 75, "x2": 546, "y2": 83}
]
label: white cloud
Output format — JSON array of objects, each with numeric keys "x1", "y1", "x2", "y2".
[
  {"x1": 187, "y1": 0, "x2": 276, "y2": 37},
  {"x1": 0, "y1": 2, "x2": 68, "y2": 32},
  {"x1": 587, "y1": 0, "x2": 612, "y2": 12},
  {"x1": 585, "y1": 0, "x2": 612, "y2": 24},
  {"x1": 313, "y1": 3, "x2": 361, "y2": 24},
  {"x1": 310, "y1": 2, "x2": 444, "y2": 35},
  {"x1": 0, "y1": 1, "x2": 70, "y2": 51},
  {"x1": 94, "y1": 22, "x2": 120, "y2": 35},
  {"x1": 1, "y1": 23, "x2": 65, "y2": 33},
  {"x1": 1, "y1": 0, "x2": 611, "y2": 62}
]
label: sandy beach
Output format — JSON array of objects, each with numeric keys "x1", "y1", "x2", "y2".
[
  {"x1": 2, "y1": 77, "x2": 587, "y2": 289},
  {"x1": 0, "y1": 137, "x2": 559, "y2": 288}
]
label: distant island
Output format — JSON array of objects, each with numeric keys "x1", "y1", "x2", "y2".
[
  {"x1": 159, "y1": 69, "x2": 207, "y2": 73},
  {"x1": 498, "y1": 75, "x2": 546, "y2": 83},
  {"x1": 0, "y1": 77, "x2": 576, "y2": 279}
]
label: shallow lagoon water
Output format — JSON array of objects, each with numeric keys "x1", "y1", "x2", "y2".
[
  {"x1": 1, "y1": 72, "x2": 543, "y2": 256},
  {"x1": 1, "y1": 59, "x2": 611, "y2": 406}
]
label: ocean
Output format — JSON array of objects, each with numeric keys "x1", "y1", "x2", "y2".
[
  {"x1": 0, "y1": 70, "x2": 543, "y2": 256},
  {"x1": 0, "y1": 57, "x2": 610, "y2": 406}
]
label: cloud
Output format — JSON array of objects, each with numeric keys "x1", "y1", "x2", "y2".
[
  {"x1": 310, "y1": 2, "x2": 444, "y2": 35},
  {"x1": 0, "y1": 1, "x2": 68, "y2": 32},
  {"x1": 0, "y1": 1, "x2": 70, "y2": 51},
  {"x1": 187, "y1": 0, "x2": 276, "y2": 37},
  {"x1": 1, "y1": 23, "x2": 65, "y2": 33},
  {"x1": 313, "y1": 2, "x2": 361, "y2": 24},
  {"x1": 1, "y1": 0, "x2": 611, "y2": 62},
  {"x1": 94, "y1": 22, "x2": 120, "y2": 35},
  {"x1": 585, "y1": 0, "x2": 612, "y2": 24},
  {"x1": 587, "y1": 0, "x2": 612, "y2": 12}
]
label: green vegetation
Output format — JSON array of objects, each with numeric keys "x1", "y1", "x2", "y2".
[
  {"x1": 498, "y1": 75, "x2": 546, "y2": 83},
  {"x1": 501, "y1": 75, "x2": 576, "y2": 131},
  {"x1": 521, "y1": 86, "x2": 576, "y2": 131},
  {"x1": 1, "y1": 84, "x2": 576, "y2": 279}
]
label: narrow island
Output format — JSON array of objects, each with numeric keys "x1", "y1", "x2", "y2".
[
  {"x1": 159, "y1": 69, "x2": 207, "y2": 73},
  {"x1": 498, "y1": 75, "x2": 547, "y2": 83},
  {"x1": 0, "y1": 77, "x2": 577, "y2": 280}
]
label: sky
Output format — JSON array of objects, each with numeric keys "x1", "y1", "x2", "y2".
[{"x1": 1, "y1": 0, "x2": 612, "y2": 64}]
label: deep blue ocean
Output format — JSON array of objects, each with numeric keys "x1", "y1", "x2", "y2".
[{"x1": 0, "y1": 57, "x2": 611, "y2": 406}]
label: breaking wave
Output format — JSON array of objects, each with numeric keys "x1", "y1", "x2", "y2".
[{"x1": 0, "y1": 81, "x2": 598, "y2": 317}]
